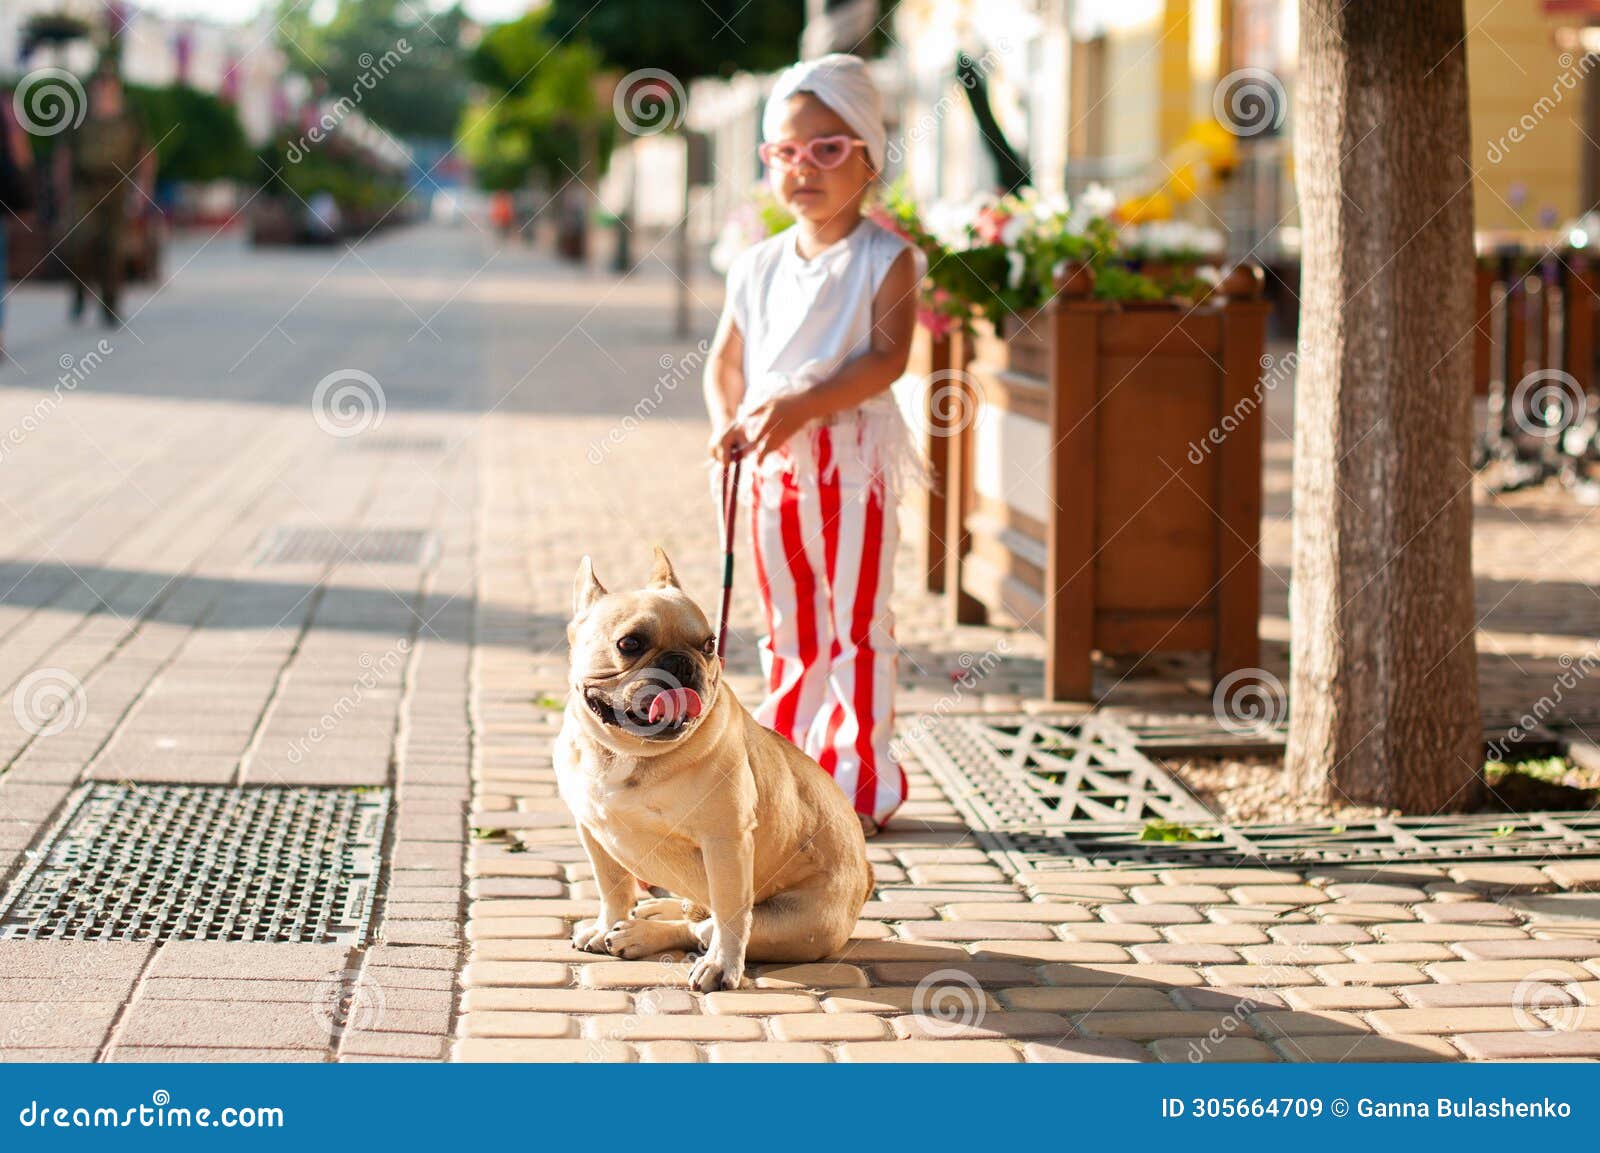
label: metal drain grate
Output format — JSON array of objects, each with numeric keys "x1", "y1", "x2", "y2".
[
  {"x1": 912, "y1": 713, "x2": 1209, "y2": 826},
  {"x1": 0, "y1": 784, "x2": 389, "y2": 943},
  {"x1": 993, "y1": 812, "x2": 1600, "y2": 871},
  {"x1": 1104, "y1": 709, "x2": 1568, "y2": 759},
  {"x1": 908, "y1": 713, "x2": 1600, "y2": 871},
  {"x1": 255, "y1": 527, "x2": 435, "y2": 566}
]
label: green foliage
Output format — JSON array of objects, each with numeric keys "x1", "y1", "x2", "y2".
[
  {"x1": 1139, "y1": 820, "x2": 1222, "y2": 843},
  {"x1": 1091, "y1": 263, "x2": 1165, "y2": 303},
  {"x1": 1492, "y1": 756, "x2": 1570, "y2": 783},
  {"x1": 541, "y1": 0, "x2": 804, "y2": 80},
  {"x1": 459, "y1": 13, "x2": 611, "y2": 191},
  {"x1": 257, "y1": 134, "x2": 410, "y2": 215},
  {"x1": 869, "y1": 183, "x2": 1167, "y2": 330},
  {"x1": 125, "y1": 84, "x2": 252, "y2": 182},
  {"x1": 274, "y1": 0, "x2": 469, "y2": 141}
]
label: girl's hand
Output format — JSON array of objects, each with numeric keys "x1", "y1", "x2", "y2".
[
  {"x1": 708, "y1": 420, "x2": 749, "y2": 463},
  {"x1": 743, "y1": 393, "x2": 817, "y2": 462}
]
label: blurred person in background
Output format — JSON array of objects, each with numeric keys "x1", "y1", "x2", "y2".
[
  {"x1": 305, "y1": 190, "x2": 342, "y2": 243},
  {"x1": 0, "y1": 96, "x2": 36, "y2": 360},
  {"x1": 489, "y1": 190, "x2": 513, "y2": 237},
  {"x1": 59, "y1": 63, "x2": 150, "y2": 328}
]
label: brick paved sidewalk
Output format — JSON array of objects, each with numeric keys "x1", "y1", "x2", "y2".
[
  {"x1": 455, "y1": 417, "x2": 1600, "y2": 1064},
  {"x1": 0, "y1": 224, "x2": 1597, "y2": 1063}
]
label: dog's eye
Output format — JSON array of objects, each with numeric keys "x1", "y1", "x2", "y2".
[
  {"x1": 701, "y1": 637, "x2": 716, "y2": 655},
  {"x1": 617, "y1": 634, "x2": 643, "y2": 655}
]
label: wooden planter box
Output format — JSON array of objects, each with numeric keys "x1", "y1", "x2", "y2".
[
  {"x1": 948, "y1": 273, "x2": 1271, "y2": 700},
  {"x1": 900, "y1": 324, "x2": 971, "y2": 595}
]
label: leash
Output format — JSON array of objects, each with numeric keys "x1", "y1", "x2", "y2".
[{"x1": 716, "y1": 447, "x2": 742, "y2": 664}]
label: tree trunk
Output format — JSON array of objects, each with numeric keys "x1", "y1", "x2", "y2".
[{"x1": 1287, "y1": 0, "x2": 1482, "y2": 811}]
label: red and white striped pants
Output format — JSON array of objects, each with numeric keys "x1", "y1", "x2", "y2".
[{"x1": 747, "y1": 424, "x2": 906, "y2": 826}]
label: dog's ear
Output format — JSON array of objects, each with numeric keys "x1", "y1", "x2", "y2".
[
  {"x1": 573, "y1": 555, "x2": 607, "y2": 616},
  {"x1": 646, "y1": 545, "x2": 681, "y2": 590}
]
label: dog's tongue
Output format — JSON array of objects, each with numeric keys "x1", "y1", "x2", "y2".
[{"x1": 647, "y1": 687, "x2": 703, "y2": 725}]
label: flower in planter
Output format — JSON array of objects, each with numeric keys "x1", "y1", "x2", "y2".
[
  {"x1": 1120, "y1": 219, "x2": 1226, "y2": 265},
  {"x1": 874, "y1": 185, "x2": 990, "y2": 336},
  {"x1": 876, "y1": 183, "x2": 1193, "y2": 322},
  {"x1": 917, "y1": 287, "x2": 962, "y2": 339},
  {"x1": 973, "y1": 201, "x2": 1015, "y2": 246},
  {"x1": 1069, "y1": 183, "x2": 1117, "y2": 231},
  {"x1": 922, "y1": 197, "x2": 982, "y2": 251}
]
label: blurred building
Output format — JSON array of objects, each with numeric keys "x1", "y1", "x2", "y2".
[
  {"x1": 678, "y1": 0, "x2": 1600, "y2": 261},
  {"x1": 0, "y1": 1, "x2": 306, "y2": 145}
]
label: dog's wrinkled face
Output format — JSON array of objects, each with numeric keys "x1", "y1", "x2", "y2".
[{"x1": 567, "y1": 547, "x2": 720, "y2": 748}]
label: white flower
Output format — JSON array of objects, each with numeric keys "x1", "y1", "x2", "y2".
[
  {"x1": 1031, "y1": 192, "x2": 1070, "y2": 223},
  {"x1": 1000, "y1": 214, "x2": 1029, "y2": 247},
  {"x1": 925, "y1": 200, "x2": 976, "y2": 250},
  {"x1": 1078, "y1": 182, "x2": 1116, "y2": 220},
  {"x1": 1006, "y1": 250, "x2": 1026, "y2": 289},
  {"x1": 1122, "y1": 219, "x2": 1224, "y2": 257}
]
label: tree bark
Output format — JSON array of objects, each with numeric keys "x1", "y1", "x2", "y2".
[{"x1": 1287, "y1": 0, "x2": 1482, "y2": 811}]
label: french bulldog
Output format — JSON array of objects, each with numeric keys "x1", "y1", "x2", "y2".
[{"x1": 555, "y1": 546, "x2": 873, "y2": 992}]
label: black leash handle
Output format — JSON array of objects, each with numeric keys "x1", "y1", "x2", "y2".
[{"x1": 716, "y1": 448, "x2": 742, "y2": 664}]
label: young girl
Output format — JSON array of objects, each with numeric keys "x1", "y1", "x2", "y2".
[{"x1": 704, "y1": 54, "x2": 928, "y2": 837}]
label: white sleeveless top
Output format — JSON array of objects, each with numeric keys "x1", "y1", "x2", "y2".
[
  {"x1": 720, "y1": 216, "x2": 932, "y2": 499},
  {"x1": 725, "y1": 217, "x2": 926, "y2": 414}
]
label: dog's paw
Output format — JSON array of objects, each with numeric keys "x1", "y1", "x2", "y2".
[
  {"x1": 631, "y1": 896, "x2": 690, "y2": 921},
  {"x1": 572, "y1": 918, "x2": 617, "y2": 953},
  {"x1": 688, "y1": 952, "x2": 745, "y2": 993},
  {"x1": 602, "y1": 918, "x2": 691, "y2": 959}
]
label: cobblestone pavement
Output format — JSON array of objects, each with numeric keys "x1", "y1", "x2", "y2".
[{"x1": 0, "y1": 223, "x2": 1596, "y2": 1062}]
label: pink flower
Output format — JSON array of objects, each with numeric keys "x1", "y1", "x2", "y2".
[
  {"x1": 918, "y1": 304, "x2": 959, "y2": 339},
  {"x1": 868, "y1": 205, "x2": 914, "y2": 243},
  {"x1": 974, "y1": 205, "x2": 1012, "y2": 246}
]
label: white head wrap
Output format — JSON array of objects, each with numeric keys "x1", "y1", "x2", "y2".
[{"x1": 762, "y1": 54, "x2": 885, "y2": 172}]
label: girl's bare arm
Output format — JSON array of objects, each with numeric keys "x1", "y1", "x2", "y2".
[{"x1": 704, "y1": 311, "x2": 747, "y2": 459}]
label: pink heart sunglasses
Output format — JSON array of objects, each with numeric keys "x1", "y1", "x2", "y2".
[{"x1": 759, "y1": 134, "x2": 866, "y2": 171}]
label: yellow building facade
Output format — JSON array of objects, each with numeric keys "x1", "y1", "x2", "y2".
[{"x1": 890, "y1": 0, "x2": 1595, "y2": 241}]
